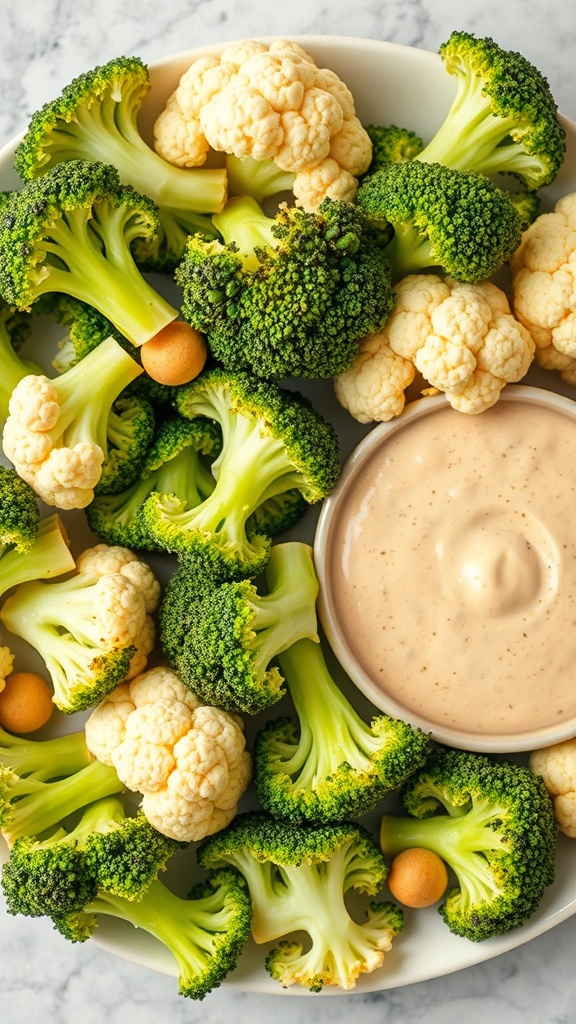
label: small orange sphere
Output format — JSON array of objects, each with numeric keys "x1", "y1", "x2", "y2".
[
  {"x1": 387, "y1": 847, "x2": 449, "y2": 909},
  {"x1": 0, "y1": 671, "x2": 54, "y2": 734},
  {"x1": 141, "y1": 321, "x2": 207, "y2": 386}
]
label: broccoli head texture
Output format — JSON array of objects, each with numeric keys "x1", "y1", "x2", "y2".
[
  {"x1": 197, "y1": 811, "x2": 404, "y2": 993},
  {"x1": 138, "y1": 367, "x2": 340, "y2": 579},
  {"x1": 176, "y1": 196, "x2": 396, "y2": 379},
  {"x1": 159, "y1": 541, "x2": 320, "y2": 715},
  {"x1": 364, "y1": 123, "x2": 424, "y2": 171},
  {"x1": 356, "y1": 159, "x2": 524, "y2": 283},
  {"x1": 0, "y1": 158, "x2": 178, "y2": 346},
  {"x1": 51, "y1": 867, "x2": 252, "y2": 1001},
  {"x1": 254, "y1": 637, "x2": 430, "y2": 824},
  {"x1": 13, "y1": 55, "x2": 226, "y2": 270},
  {"x1": 379, "y1": 747, "x2": 557, "y2": 942},
  {"x1": 417, "y1": 30, "x2": 566, "y2": 189}
]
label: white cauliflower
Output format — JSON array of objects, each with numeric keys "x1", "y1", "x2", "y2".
[
  {"x1": 2, "y1": 336, "x2": 142, "y2": 510},
  {"x1": 0, "y1": 642, "x2": 14, "y2": 694},
  {"x1": 336, "y1": 273, "x2": 535, "y2": 422},
  {"x1": 85, "y1": 666, "x2": 252, "y2": 843},
  {"x1": 154, "y1": 39, "x2": 372, "y2": 211},
  {"x1": 530, "y1": 739, "x2": 576, "y2": 837},
  {"x1": 511, "y1": 192, "x2": 576, "y2": 383}
]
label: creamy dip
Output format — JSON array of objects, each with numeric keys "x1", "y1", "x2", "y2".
[{"x1": 326, "y1": 396, "x2": 576, "y2": 738}]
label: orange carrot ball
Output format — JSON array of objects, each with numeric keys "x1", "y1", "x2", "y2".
[
  {"x1": 387, "y1": 847, "x2": 449, "y2": 909},
  {"x1": 141, "y1": 321, "x2": 207, "y2": 386},
  {"x1": 0, "y1": 671, "x2": 54, "y2": 734}
]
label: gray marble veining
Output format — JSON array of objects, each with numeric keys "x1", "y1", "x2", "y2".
[{"x1": 0, "y1": 2, "x2": 575, "y2": 1022}]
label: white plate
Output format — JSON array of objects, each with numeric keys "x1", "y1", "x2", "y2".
[{"x1": 1, "y1": 35, "x2": 576, "y2": 998}]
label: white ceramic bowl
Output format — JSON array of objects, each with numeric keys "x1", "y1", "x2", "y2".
[
  {"x1": 2, "y1": 35, "x2": 576, "y2": 997},
  {"x1": 315, "y1": 385, "x2": 576, "y2": 754}
]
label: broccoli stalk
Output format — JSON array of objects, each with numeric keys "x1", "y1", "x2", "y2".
[
  {"x1": 138, "y1": 367, "x2": 340, "y2": 579},
  {"x1": 176, "y1": 196, "x2": 396, "y2": 379},
  {"x1": 254, "y1": 638, "x2": 429, "y2": 823},
  {"x1": 379, "y1": 748, "x2": 557, "y2": 941},
  {"x1": 0, "y1": 724, "x2": 92, "y2": 782},
  {"x1": 14, "y1": 56, "x2": 226, "y2": 271},
  {"x1": 0, "y1": 757, "x2": 123, "y2": 847},
  {"x1": 225, "y1": 154, "x2": 296, "y2": 203},
  {"x1": 86, "y1": 414, "x2": 221, "y2": 551},
  {"x1": 198, "y1": 812, "x2": 404, "y2": 993},
  {"x1": 0, "y1": 513, "x2": 75, "y2": 599},
  {"x1": 52, "y1": 868, "x2": 252, "y2": 1001},
  {"x1": 416, "y1": 31, "x2": 566, "y2": 189},
  {"x1": 356, "y1": 159, "x2": 523, "y2": 283},
  {"x1": 0, "y1": 159, "x2": 178, "y2": 347},
  {"x1": 160, "y1": 541, "x2": 320, "y2": 714},
  {"x1": 1, "y1": 795, "x2": 182, "y2": 917}
]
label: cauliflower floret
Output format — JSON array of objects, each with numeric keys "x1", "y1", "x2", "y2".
[
  {"x1": 530, "y1": 739, "x2": 576, "y2": 837},
  {"x1": 511, "y1": 192, "x2": 576, "y2": 381},
  {"x1": 292, "y1": 159, "x2": 359, "y2": 209},
  {"x1": 334, "y1": 333, "x2": 416, "y2": 423},
  {"x1": 337, "y1": 273, "x2": 535, "y2": 422},
  {"x1": 0, "y1": 643, "x2": 15, "y2": 694},
  {"x1": 85, "y1": 666, "x2": 252, "y2": 843},
  {"x1": 76, "y1": 543, "x2": 161, "y2": 615},
  {"x1": 153, "y1": 39, "x2": 372, "y2": 211}
]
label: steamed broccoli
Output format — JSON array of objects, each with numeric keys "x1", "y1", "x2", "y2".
[
  {"x1": 0, "y1": 723, "x2": 92, "y2": 783},
  {"x1": 416, "y1": 31, "x2": 566, "y2": 190},
  {"x1": 254, "y1": 637, "x2": 429, "y2": 823},
  {"x1": 198, "y1": 811, "x2": 404, "y2": 992},
  {"x1": 0, "y1": 300, "x2": 36, "y2": 423},
  {"x1": 0, "y1": 159, "x2": 178, "y2": 347},
  {"x1": 364, "y1": 123, "x2": 424, "y2": 171},
  {"x1": 356, "y1": 159, "x2": 523, "y2": 283},
  {"x1": 13, "y1": 56, "x2": 226, "y2": 271},
  {"x1": 0, "y1": 512, "x2": 75, "y2": 599},
  {"x1": 1, "y1": 796, "x2": 182, "y2": 917},
  {"x1": 225, "y1": 155, "x2": 296, "y2": 203},
  {"x1": 176, "y1": 196, "x2": 396, "y2": 379},
  {"x1": 379, "y1": 748, "x2": 557, "y2": 942},
  {"x1": 138, "y1": 367, "x2": 340, "y2": 579},
  {"x1": 160, "y1": 542, "x2": 320, "y2": 714},
  {"x1": 0, "y1": 547, "x2": 157, "y2": 714},
  {"x1": 86, "y1": 413, "x2": 221, "y2": 551},
  {"x1": 52, "y1": 868, "x2": 252, "y2": 1001}
]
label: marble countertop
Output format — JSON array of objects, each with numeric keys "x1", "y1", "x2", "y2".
[{"x1": 1, "y1": 2, "x2": 575, "y2": 1022}]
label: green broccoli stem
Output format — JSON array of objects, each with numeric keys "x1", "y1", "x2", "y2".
[
  {"x1": 416, "y1": 78, "x2": 528, "y2": 176},
  {"x1": 212, "y1": 196, "x2": 278, "y2": 269},
  {"x1": 49, "y1": 336, "x2": 143, "y2": 452},
  {"x1": 4, "y1": 758, "x2": 123, "y2": 843},
  {"x1": 226, "y1": 155, "x2": 296, "y2": 202},
  {"x1": 0, "y1": 323, "x2": 31, "y2": 423},
  {"x1": 0, "y1": 726, "x2": 92, "y2": 781},
  {"x1": 379, "y1": 809, "x2": 507, "y2": 904},
  {"x1": 275, "y1": 639, "x2": 381, "y2": 786},
  {"x1": 155, "y1": 444, "x2": 216, "y2": 507},
  {"x1": 249, "y1": 543, "x2": 319, "y2": 675},
  {"x1": 40, "y1": 205, "x2": 178, "y2": 346},
  {"x1": 0, "y1": 514, "x2": 75, "y2": 599},
  {"x1": 383, "y1": 221, "x2": 436, "y2": 281}
]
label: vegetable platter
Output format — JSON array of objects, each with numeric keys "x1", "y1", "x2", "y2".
[{"x1": 1, "y1": 34, "x2": 576, "y2": 998}]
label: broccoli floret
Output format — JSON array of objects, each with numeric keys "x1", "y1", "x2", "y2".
[
  {"x1": 364, "y1": 123, "x2": 424, "y2": 171},
  {"x1": 1, "y1": 795, "x2": 182, "y2": 917},
  {"x1": 416, "y1": 31, "x2": 566, "y2": 189},
  {"x1": 379, "y1": 748, "x2": 557, "y2": 942},
  {"x1": 226, "y1": 155, "x2": 296, "y2": 203},
  {"x1": 86, "y1": 413, "x2": 221, "y2": 551},
  {"x1": 138, "y1": 367, "x2": 340, "y2": 579},
  {"x1": 0, "y1": 755, "x2": 122, "y2": 847},
  {"x1": 0, "y1": 560, "x2": 147, "y2": 714},
  {"x1": 0, "y1": 159, "x2": 178, "y2": 347},
  {"x1": 13, "y1": 56, "x2": 226, "y2": 271},
  {"x1": 356, "y1": 159, "x2": 523, "y2": 283},
  {"x1": 95, "y1": 393, "x2": 156, "y2": 495},
  {"x1": 508, "y1": 189, "x2": 541, "y2": 230},
  {"x1": 41, "y1": 293, "x2": 135, "y2": 369},
  {"x1": 0, "y1": 300, "x2": 35, "y2": 423},
  {"x1": 0, "y1": 723, "x2": 92, "y2": 782},
  {"x1": 0, "y1": 513, "x2": 75, "y2": 599},
  {"x1": 52, "y1": 867, "x2": 251, "y2": 1001},
  {"x1": 254, "y1": 638, "x2": 430, "y2": 823},
  {"x1": 0, "y1": 466, "x2": 40, "y2": 557},
  {"x1": 160, "y1": 542, "x2": 320, "y2": 714},
  {"x1": 198, "y1": 811, "x2": 403, "y2": 993},
  {"x1": 176, "y1": 196, "x2": 396, "y2": 379}
]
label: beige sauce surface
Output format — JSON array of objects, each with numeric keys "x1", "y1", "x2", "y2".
[{"x1": 329, "y1": 398, "x2": 576, "y2": 737}]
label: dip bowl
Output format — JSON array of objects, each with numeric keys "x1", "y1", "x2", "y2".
[{"x1": 315, "y1": 384, "x2": 576, "y2": 754}]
